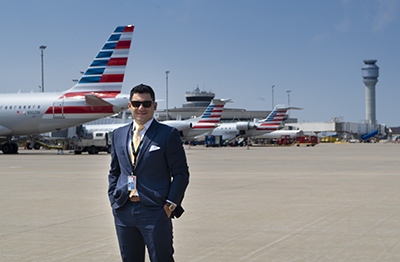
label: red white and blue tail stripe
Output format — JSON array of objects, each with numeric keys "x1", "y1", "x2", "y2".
[
  {"x1": 256, "y1": 105, "x2": 289, "y2": 131},
  {"x1": 63, "y1": 25, "x2": 134, "y2": 99},
  {"x1": 197, "y1": 99, "x2": 228, "y2": 124},
  {"x1": 189, "y1": 99, "x2": 230, "y2": 138}
]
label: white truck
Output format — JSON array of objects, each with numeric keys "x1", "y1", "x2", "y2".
[{"x1": 70, "y1": 131, "x2": 112, "y2": 154}]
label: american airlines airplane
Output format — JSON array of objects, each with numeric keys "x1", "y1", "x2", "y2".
[
  {"x1": 163, "y1": 98, "x2": 231, "y2": 140},
  {"x1": 255, "y1": 129, "x2": 304, "y2": 139},
  {"x1": 83, "y1": 98, "x2": 231, "y2": 141},
  {"x1": 0, "y1": 25, "x2": 134, "y2": 154},
  {"x1": 210, "y1": 105, "x2": 301, "y2": 142}
]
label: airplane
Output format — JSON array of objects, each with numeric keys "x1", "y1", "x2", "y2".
[
  {"x1": 255, "y1": 129, "x2": 304, "y2": 139},
  {"x1": 82, "y1": 98, "x2": 231, "y2": 141},
  {"x1": 209, "y1": 105, "x2": 301, "y2": 143},
  {"x1": 0, "y1": 25, "x2": 135, "y2": 154},
  {"x1": 163, "y1": 98, "x2": 231, "y2": 140}
]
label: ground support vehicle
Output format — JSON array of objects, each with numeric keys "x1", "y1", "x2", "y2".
[
  {"x1": 69, "y1": 131, "x2": 111, "y2": 154},
  {"x1": 277, "y1": 135, "x2": 293, "y2": 146},
  {"x1": 295, "y1": 135, "x2": 318, "y2": 147},
  {"x1": 205, "y1": 135, "x2": 223, "y2": 147}
]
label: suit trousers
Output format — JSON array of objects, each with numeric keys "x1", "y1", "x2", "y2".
[{"x1": 113, "y1": 201, "x2": 174, "y2": 262}]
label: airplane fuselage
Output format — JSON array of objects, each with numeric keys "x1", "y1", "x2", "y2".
[
  {"x1": 211, "y1": 122, "x2": 283, "y2": 141},
  {"x1": 181, "y1": 122, "x2": 218, "y2": 140},
  {"x1": 0, "y1": 92, "x2": 129, "y2": 136}
]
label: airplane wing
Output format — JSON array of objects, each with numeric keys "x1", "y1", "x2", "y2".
[
  {"x1": 0, "y1": 125, "x2": 12, "y2": 136},
  {"x1": 193, "y1": 132, "x2": 211, "y2": 140},
  {"x1": 85, "y1": 94, "x2": 113, "y2": 107},
  {"x1": 272, "y1": 105, "x2": 303, "y2": 111}
]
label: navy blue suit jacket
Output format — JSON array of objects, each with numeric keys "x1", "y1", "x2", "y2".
[{"x1": 108, "y1": 120, "x2": 189, "y2": 217}]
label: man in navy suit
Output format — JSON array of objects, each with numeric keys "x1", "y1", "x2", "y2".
[{"x1": 108, "y1": 84, "x2": 189, "y2": 262}]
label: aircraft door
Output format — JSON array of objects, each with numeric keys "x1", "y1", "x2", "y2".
[{"x1": 52, "y1": 99, "x2": 65, "y2": 119}]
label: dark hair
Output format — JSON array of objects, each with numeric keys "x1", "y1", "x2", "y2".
[{"x1": 130, "y1": 84, "x2": 156, "y2": 101}]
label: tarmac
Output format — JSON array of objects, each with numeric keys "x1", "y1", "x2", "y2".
[{"x1": 0, "y1": 142, "x2": 399, "y2": 261}]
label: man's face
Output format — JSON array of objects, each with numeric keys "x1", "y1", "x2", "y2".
[{"x1": 128, "y1": 92, "x2": 157, "y2": 125}]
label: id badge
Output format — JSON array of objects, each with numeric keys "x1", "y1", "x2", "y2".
[{"x1": 128, "y1": 175, "x2": 136, "y2": 193}]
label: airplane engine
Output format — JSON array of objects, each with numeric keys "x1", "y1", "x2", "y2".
[
  {"x1": 236, "y1": 122, "x2": 257, "y2": 130},
  {"x1": 179, "y1": 122, "x2": 193, "y2": 131}
]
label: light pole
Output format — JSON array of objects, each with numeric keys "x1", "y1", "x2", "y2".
[
  {"x1": 40, "y1": 45, "x2": 47, "y2": 92},
  {"x1": 286, "y1": 90, "x2": 292, "y2": 118},
  {"x1": 165, "y1": 71, "x2": 170, "y2": 120},
  {"x1": 286, "y1": 90, "x2": 291, "y2": 107},
  {"x1": 271, "y1": 85, "x2": 275, "y2": 110}
]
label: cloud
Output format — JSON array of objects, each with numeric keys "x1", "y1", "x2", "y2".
[{"x1": 371, "y1": 0, "x2": 398, "y2": 33}]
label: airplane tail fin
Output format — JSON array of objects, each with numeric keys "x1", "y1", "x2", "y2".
[
  {"x1": 254, "y1": 105, "x2": 290, "y2": 131},
  {"x1": 63, "y1": 25, "x2": 134, "y2": 99},
  {"x1": 197, "y1": 98, "x2": 231, "y2": 124},
  {"x1": 259, "y1": 105, "x2": 302, "y2": 128},
  {"x1": 261, "y1": 105, "x2": 289, "y2": 124}
]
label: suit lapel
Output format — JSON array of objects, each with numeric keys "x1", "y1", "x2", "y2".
[
  {"x1": 124, "y1": 123, "x2": 133, "y2": 167},
  {"x1": 136, "y1": 120, "x2": 159, "y2": 164}
]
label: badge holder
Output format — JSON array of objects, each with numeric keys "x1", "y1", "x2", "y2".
[{"x1": 128, "y1": 175, "x2": 136, "y2": 194}]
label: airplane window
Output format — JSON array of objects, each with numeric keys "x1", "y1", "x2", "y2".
[
  {"x1": 10, "y1": 106, "x2": 12, "y2": 109},
  {"x1": 33, "y1": 105, "x2": 36, "y2": 109},
  {"x1": 23, "y1": 106, "x2": 26, "y2": 109},
  {"x1": 38, "y1": 105, "x2": 40, "y2": 109},
  {"x1": 19, "y1": 106, "x2": 21, "y2": 109},
  {"x1": 14, "y1": 106, "x2": 17, "y2": 109},
  {"x1": 5, "y1": 106, "x2": 7, "y2": 109},
  {"x1": 28, "y1": 105, "x2": 31, "y2": 109},
  {"x1": 0, "y1": 106, "x2": 3, "y2": 109}
]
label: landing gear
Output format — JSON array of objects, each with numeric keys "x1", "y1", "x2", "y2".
[{"x1": 1, "y1": 142, "x2": 18, "y2": 154}]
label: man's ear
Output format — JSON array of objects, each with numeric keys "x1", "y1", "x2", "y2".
[{"x1": 154, "y1": 102, "x2": 158, "y2": 110}]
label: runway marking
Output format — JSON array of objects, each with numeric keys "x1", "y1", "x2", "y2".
[
  {"x1": 359, "y1": 211, "x2": 395, "y2": 236},
  {"x1": 318, "y1": 211, "x2": 396, "y2": 260},
  {"x1": 240, "y1": 208, "x2": 345, "y2": 261}
]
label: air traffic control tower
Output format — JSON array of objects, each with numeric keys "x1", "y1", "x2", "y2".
[{"x1": 362, "y1": 60, "x2": 379, "y2": 125}]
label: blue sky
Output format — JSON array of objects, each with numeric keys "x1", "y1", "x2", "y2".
[{"x1": 1, "y1": 0, "x2": 399, "y2": 126}]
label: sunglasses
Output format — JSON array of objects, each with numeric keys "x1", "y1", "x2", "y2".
[{"x1": 130, "y1": 101, "x2": 154, "y2": 108}]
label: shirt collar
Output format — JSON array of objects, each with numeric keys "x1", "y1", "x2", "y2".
[{"x1": 133, "y1": 118, "x2": 154, "y2": 132}]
